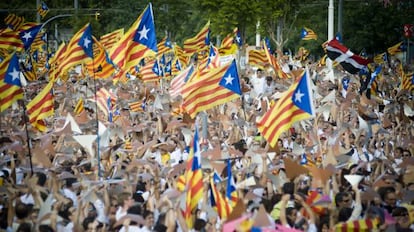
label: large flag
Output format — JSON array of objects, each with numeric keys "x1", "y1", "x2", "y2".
[
  {"x1": 109, "y1": 3, "x2": 157, "y2": 73},
  {"x1": 184, "y1": 126, "x2": 203, "y2": 229},
  {"x1": 326, "y1": 38, "x2": 371, "y2": 74},
  {"x1": 54, "y1": 24, "x2": 93, "y2": 81},
  {"x1": 0, "y1": 53, "x2": 24, "y2": 112},
  {"x1": 99, "y1": 28, "x2": 124, "y2": 51},
  {"x1": 257, "y1": 70, "x2": 315, "y2": 147},
  {"x1": 26, "y1": 80, "x2": 54, "y2": 132},
  {"x1": 37, "y1": 2, "x2": 49, "y2": 19},
  {"x1": 210, "y1": 172, "x2": 232, "y2": 219},
  {"x1": 0, "y1": 22, "x2": 39, "y2": 52},
  {"x1": 301, "y1": 27, "x2": 318, "y2": 40},
  {"x1": 183, "y1": 21, "x2": 210, "y2": 55},
  {"x1": 169, "y1": 64, "x2": 194, "y2": 98},
  {"x1": 182, "y1": 59, "x2": 241, "y2": 118}
]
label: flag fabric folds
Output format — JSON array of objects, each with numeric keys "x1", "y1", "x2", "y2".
[
  {"x1": 263, "y1": 42, "x2": 290, "y2": 79},
  {"x1": 257, "y1": 70, "x2": 315, "y2": 147},
  {"x1": 4, "y1": 14, "x2": 24, "y2": 30},
  {"x1": 183, "y1": 21, "x2": 210, "y2": 55},
  {"x1": 301, "y1": 27, "x2": 318, "y2": 40},
  {"x1": 26, "y1": 80, "x2": 54, "y2": 132},
  {"x1": 181, "y1": 59, "x2": 241, "y2": 118},
  {"x1": 91, "y1": 87, "x2": 117, "y2": 117},
  {"x1": 248, "y1": 49, "x2": 267, "y2": 69},
  {"x1": 157, "y1": 36, "x2": 173, "y2": 55},
  {"x1": 140, "y1": 59, "x2": 162, "y2": 83},
  {"x1": 326, "y1": 38, "x2": 371, "y2": 74},
  {"x1": 37, "y1": 2, "x2": 49, "y2": 19},
  {"x1": 0, "y1": 53, "x2": 24, "y2": 112},
  {"x1": 184, "y1": 126, "x2": 204, "y2": 228}
]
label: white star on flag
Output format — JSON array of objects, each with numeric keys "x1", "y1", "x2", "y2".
[
  {"x1": 294, "y1": 90, "x2": 305, "y2": 103},
  {"x1": 9, "y1": 68, "x2": 20, "y2": 81},
  {"x1": 138, "y1": 25, "x2": 149, "y2": 41},
  {"x1": 22, "y1": 32, "x2": 32, "y2": 41},
  {"x1": 83, "y1": 37, "x2": 91, "y2": 48},
  {"x1": 236, "y1": 36, "x2": 241, "y2": 43},
  {"x1": 224, "y1": 74, "x2": 234, "y2": 85},
  {"x1": 26, "y1": 63, "x2": 32, "y2": 70}
]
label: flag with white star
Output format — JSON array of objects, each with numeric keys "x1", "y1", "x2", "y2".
[
  {"x1": 19, "y1": 24, "x2": 42, "y2": 50},
  {"x1": 218, "y1": 60, "x2": 241, "y2": 95},
  {"x1": 133, "y1": 3, "x2": 157, "y2": 53},
  {"x1": 78, "y1": 24, "x2": 93, "y2": 58},
  {"x1": 4, "y1": 53, "x2": 22, "y2": 87},
  {"x1": 234, "y1": 27, "x2": 242, "y2": 47},
  {"x1": 257, "y1": 69, "x2": 314, "y2": 147},
  {"x1": 292, "y1": 71, "x2": 315, "y2": 116}
]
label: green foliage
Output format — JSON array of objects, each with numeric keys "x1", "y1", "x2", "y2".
[{"x1": 0, "y1": 0, "x2": 413, "y2": 56}]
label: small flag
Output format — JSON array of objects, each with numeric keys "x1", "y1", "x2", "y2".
[
  {"x1": 74, "y1": 97, "x2": 84, "y2": 115},
  {"x1": 37, "y1": 2, "x2": 49, "y2": 18}
]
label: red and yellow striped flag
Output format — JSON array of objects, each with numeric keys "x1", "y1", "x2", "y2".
[
  {"x1": 4, "y1": 14, "x2": 24, "y2": 30},
  {"x1": 54, "y1": 24, "x2": 92, "y2": 82},
  {"x1": 184, "y1": 127, "x2": 203, "y2": 229},
  {"x1": 210, "y1": 177, "x2": 232, "y2": 219},
  {"x1": 181, "y1": 61, "x2": 240, "y2": 118},
  {"x1": 335, "y1": 218, "x2": 380, "y2": 232},
  {"x1": 100, "y1": 28, "x2": 123, "y2": 51},
  {"x1": 85, "y1": 37, "x2": 116, "y2": 79},
  {"x1": 183, "y1": 21, "x2": 210, "y2": 55},
  {"x1": 26, "y1": 81, "x2": 54, "y2": 132},
  {"x1": 257, "y1": 70, "x2": 314, "y2": 147},
  {"x1": 263, "y1": 41, "x2": 290, "y2": 79},
  {"x1": 0, "y1": 53, "x2": 24, "y2": 112},
  {"x1": 157, "y1": 36, "x2": 173, "y2": 55},
  {"x1": 128, "y1": 100, "x2": 144, "y2": 112}
]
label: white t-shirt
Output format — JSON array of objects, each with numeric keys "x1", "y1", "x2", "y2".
[{"x1": 116, "y1": 207, "x2": 127, "y2": 221}]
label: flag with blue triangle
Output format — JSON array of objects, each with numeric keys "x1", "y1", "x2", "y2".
[
  {"x1": 19, "y1": 24, "x2": 42, "y2": 50},
  {"x1": 4, "y1": 53, "x2": 22, "y2": 87},
  {"x1": 219, "y1": 59, "x2": 241, "y2": 95},
  {"x1": 78, "y1": 24, "x2": 94, "y2": 58},
  {"x1": 133, "y1": 3, "x2": 157, "y2": 53}
]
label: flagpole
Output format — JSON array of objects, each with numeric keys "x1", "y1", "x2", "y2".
[
  {"x1": 92, "y1": 57, "x2": 101, "y2": 179},
  {"x1": 20, "y1": 78, "x2": 34, "y2": 176}
]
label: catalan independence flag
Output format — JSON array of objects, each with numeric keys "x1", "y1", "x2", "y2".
[
  {"x1": 301, "y1": 27, "x2": 318, "y2": 40},
  {"x1": 109, "y1": 3, "x2": 157, "y2": 74},
  {"x1": 54, "y1": 24, "x2": 93, "y2": 82},
  {"x1": 210, "y1": 172, "x2": 232, "y2": 219},
  {"x1": 157, "y1": 36, "x2": 173, "y2": 55},
  {"x1": 4, "y1": 14, "x2": 24, "y2": 31},
  {"x1": 257, "y1": 70, "x2": 315, "y2": 147},
  {"x1": 387, "y1": 41, "x2": 404, "y2": 55},
  {"x1": 181, "y1": 59, "x2": 241, "y2": 118},
  {"x1": 0, "y1": 53, "x2": 24, "y2": 112},
  {"x1": 226, "y1": 159, "x2": 238, "y2": 207},
  {"x1": 184, "y1": 125, "x2": 204, "y2": 229},
  {"x1": 85, "y1": 37, "x2": 116, "y2": 79},
  {"x1": 183, "y1": 21, "x2": 210, "y2": 55},
  {"x1": 26, "y1": 80, "x2": 54, "y2": 132},
  {"x1": 37, "y1": 2, "x2": 49, "y2": 19}
]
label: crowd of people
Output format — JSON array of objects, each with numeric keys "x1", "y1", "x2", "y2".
[{"x1": 0, "y1": 51, "x2": 413, "y2": 232}]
